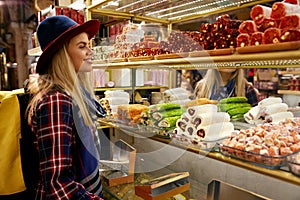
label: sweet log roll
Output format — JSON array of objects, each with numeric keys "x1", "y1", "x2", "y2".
[
  {"x1": 259, "y1": 103, "x2": 289, "y2": 117},
  {"x1": 195, "y1": 122, "x2": 234, "y2": 141},
  {"x1": 176, "y1": 119, "x2": 188, "y2": 132},
  {"x1": 192, "y1": 112, "x2": 230, "y2": 128},
  {"x1": 263, "y1": 28, "x2": 281, "y2": 44},
  {"x1": 186, "y1": 104, "x2": 218, "y2": 118},
  {"x1": 237, "y1": 33, "x2": 250, "y2": 47},
  {"x1": 250, "y1": 5, "x2": 272, "y2": 25},
  {"x1": 250, "y1": 32, "x2": 264, "y2": 46},
  {"x1": 283, "y1": 0, "x2": 299, "y2": 5},
  {"x1": 280, "y1": 29, "x2": 300, "y2": 42},
  {"x1": 271, "y1": 2, "x2": 300, "y2": 20},
  {"x1": 258, "y1": 97, "x2": 282, "y2": 107},
  {"x1": 265, "y1": 111, "x2": 294, "y2": 123},
  {"x1": 279, "y1": 14, "x2": 300, "y2": 30},
  {"x1": 257, "y1": 18, "x2": 279, "y2": 32},
  {"x1": 238, "y1": 20, "x2": 257, "y2": 35}
]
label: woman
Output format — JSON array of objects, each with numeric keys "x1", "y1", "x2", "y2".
[
  {"x1": 27, "y1": 15, "x2": 106, "y2": 199},
  {"x1": 193, "y1": 68, "x2": 259, "y2": 106}
]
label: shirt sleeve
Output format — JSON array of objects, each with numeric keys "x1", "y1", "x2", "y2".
[{"x1": 35, "y1": 92, "x2": 102, "y2": 200}]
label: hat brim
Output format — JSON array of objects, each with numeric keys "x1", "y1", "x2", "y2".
[{"x1": 36, "y1": 19, "x2": 100, "y2": 74}]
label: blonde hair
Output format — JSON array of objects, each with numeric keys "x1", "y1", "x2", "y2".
[
  {"x1": 28, "y1": 44, "x2": 94, "y2": 126},
  {"x1": 194, "y1": 68, "x2": 246, "y2": 99}
]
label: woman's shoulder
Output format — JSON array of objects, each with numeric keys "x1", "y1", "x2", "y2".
[{"x1": 38, "y1": 89, "x2": 72, "y2": 107}]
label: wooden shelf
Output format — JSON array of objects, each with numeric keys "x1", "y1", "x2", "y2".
[
  {"x1": 277, "y1": 90, "x2": 300, "y2": 95},
  {"x1": 278, "y1": 70, "x2": 300, "y2": 75},
  {"x1": 92, "y1": 50, "x2": 300, "y2": 69}
]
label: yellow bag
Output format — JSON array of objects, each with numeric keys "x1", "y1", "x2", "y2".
[{"x1": 0, "y1": 91, "x2": 26, "y2": 195}]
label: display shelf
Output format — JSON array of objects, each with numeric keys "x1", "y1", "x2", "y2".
[
  {"x1": 98, "y1": 119, "x2": 300, "y2": 187},
  {"x1": 86, "y1": 0, "x2": 273, "y2": 24},
  {"x1": 94, "y1": 86, "x2": 167, "y2": 92},
  {"x1": 278, "y1": 70, "x2": 300, "y2": 75},
  {"x1": 277, "y1": 90, "x2": 300, "y2": 95},
  {"x1": 92, "y1": 50, "x2": 300, "y2": 69}
]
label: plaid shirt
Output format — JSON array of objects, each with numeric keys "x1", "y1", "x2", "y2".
[{"x1": 30, "y1": 90, "x2": 103, "y2": 200}]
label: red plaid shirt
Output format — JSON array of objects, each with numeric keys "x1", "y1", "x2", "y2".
[{"x1": 30, "y1": 90, "x2": 103, "y2": 200}]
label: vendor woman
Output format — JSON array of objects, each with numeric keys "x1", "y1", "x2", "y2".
[{"x1": 193, "y1": 68, "x2": 259, "y2": 106}]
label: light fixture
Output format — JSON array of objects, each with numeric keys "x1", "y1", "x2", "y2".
[
  {"x1": 146, "y1": 0, "x2": 204, "y2": 16},
  {"x1": 167, "y1": 0, "x2": 255, "y2": 21},
  {"x1": 116, "y1": 0, "x2": 144, "y2": 11},
  {"x1": 129, "y1": 0, "x2": 168, "y2": 13}
]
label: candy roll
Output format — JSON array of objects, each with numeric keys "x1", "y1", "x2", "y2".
[
  {"x1": 185, "y1": 124, "x2": 196, "y2": 137},
  {"x1": 263, "y1": 28, "x2": 281, "y2": 44},
  {"x1": 192, "y1": 112, "x2": 230, "y2": 128},
  {"x1": 195, "y1": 122, "x2": 234, "y2": 141},
  {"x1": 257, "y1": 18, "x2": 278, "y2": 32},
  {"x1": 250, "y1": 5, "x2": 272, "y2": 25},
  {"x1": 260, "y1": 103, "x2": 289, "y2": 117},
  {"x1": 250, "y1": 32, "x2": 264, "y2": 46},
  {"x1": 173, "y1": 127, "x2": 185, "y2": 136},
  {"x1": 244, "y1": 106, "x2": 260, "y2": 123},
  {"x1": 176, "y1": 119, "x2": 188, "y2": 131},
  {"x1": 149, "y1": 103, "x2": 181, "y2": 112},
  {"x1": 283, "y1": 0, "x2": 299, "y2": 5},
  {"x1": 151, "y1": 108, "x2": 185, "y2": 121},
  {"x1": 271, "y1": 2, "x2": 300, "y2": 20},
  {"x1": 187, "y1": 104, "x2": 218, "y2": 118},
  {"x1": 279, "y1": 14, "x2": 300, "y2": 30},
  {"x1": 280, "y1": 29, "x2": 300, "y2": 42},
  {"x1": 258, "y1": 97, "x2": 282, "y2": 107},
  {"x1": 237, "y1": 33, "x2": 250, "y2": 47},
  {"x1": 157, "y1": 115, "x2": 181, "y2": 128},
  {"x1": 265, "y1": 111, "x2": 294, "y2": 123},
  {"x1": 238, "y1": 20, "x2": 257, "y2": 35},
  {"x1": 181, "y1": 113, "x2": 192, "y2": 123}
]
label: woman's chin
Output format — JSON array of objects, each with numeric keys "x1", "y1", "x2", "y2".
[{"x1": 78, "y1": 62, "x2": 93, "y2": 72}]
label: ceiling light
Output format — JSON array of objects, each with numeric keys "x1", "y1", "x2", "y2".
[{"x1": 116, "y1": 0, "x2": 144, "y2": 11}]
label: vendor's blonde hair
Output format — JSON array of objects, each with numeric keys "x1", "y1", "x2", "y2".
[
  {"x1": 194, "y1": 68, "x2": 246, "y2": 99},
  {"x1": 27, "y1": 44, "x2": 94, "y2": 126}
]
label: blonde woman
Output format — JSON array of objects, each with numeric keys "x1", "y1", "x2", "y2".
[
  {"x1": 27, "y1": 16, "x2": 106, "y2": 199},
  {"x1": 194, "y1": 68, "x2": 259, "y2": 106}
]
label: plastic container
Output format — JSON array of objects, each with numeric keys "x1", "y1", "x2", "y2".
[
  {"x1": 287, "y1": 151, "x2": 300, "y2": 177},
  {"x1": 218, "y1": 143, "x2": 291, "y2": 169}
]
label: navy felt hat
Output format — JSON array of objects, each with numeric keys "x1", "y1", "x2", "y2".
[{"x1": 36, "y1": 15, "x2": 100, "y2": 74}]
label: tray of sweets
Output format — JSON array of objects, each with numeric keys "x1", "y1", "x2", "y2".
[
  {"x1": 218, "y1": 143, "x2": 291, "y2": 169},
  {"x1": 109, "y1": 58, "x2": 128, "y2": 62},
  {"x1": 171, "y1": 134, "x2": 227, "y2": 151},
  {"x1": 154, "y1": 52, "x2": 189, "y2": 60},
  {"x1": 127, "y1": 55, "x2": 154, "y2": 62},
  {"x1": 189, "y1": 48, "x2": 235, "y2": 57},
  {"x1": 236, "y1": 41, "x2": 300, "y2": 54}
]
